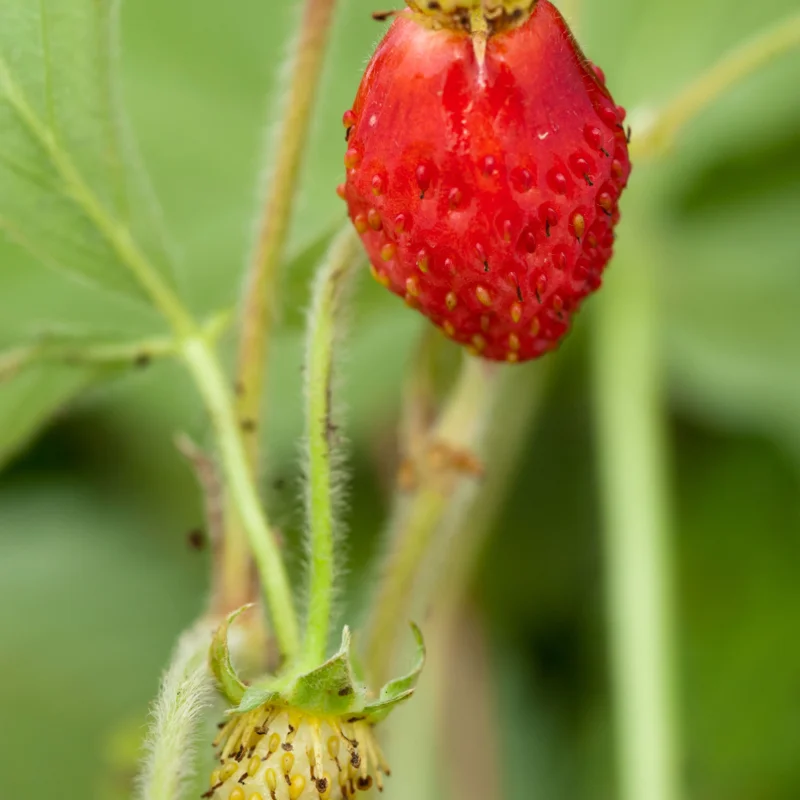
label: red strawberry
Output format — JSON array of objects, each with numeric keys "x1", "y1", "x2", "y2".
[{"x1": 341, "y1": 1, "x2": 631, "y2": 363}]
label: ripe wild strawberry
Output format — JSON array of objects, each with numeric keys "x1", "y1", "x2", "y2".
[{"x1": 341, "y1": 0, "x2": 631, "y2": 362}]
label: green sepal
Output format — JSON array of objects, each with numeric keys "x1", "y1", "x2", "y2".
[
  {"x1": 363, "y1": 622, "x2": 426, "y2": 723},
  {"x1": 285, "y1": 627, "x2": 366, "y2": 715},
  {"x1": 236, "y1": 684, "x2": 282, "y2": 714},
  {"x1": 209, "y1": 604, "x2": 253, "y2": 705}
]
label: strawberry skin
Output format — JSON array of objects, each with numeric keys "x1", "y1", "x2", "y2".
[{"x1": 342, "y1": 1, "x2": 631, "y2": 362}]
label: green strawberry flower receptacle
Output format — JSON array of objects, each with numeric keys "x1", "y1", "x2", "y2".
[{"x1": 206, "y1": 608, "x2": 425, "y2": 800}]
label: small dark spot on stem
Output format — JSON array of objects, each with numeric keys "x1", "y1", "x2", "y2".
[
  {"x1": 134, "y1": 352, "x2": 151, "y2": 368},
  {"x1": 187, "y1": 528, "x2": 205, "y2": 550}
]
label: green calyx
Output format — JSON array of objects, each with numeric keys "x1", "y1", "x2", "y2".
[{"x1": 210, "y1": 606, "x2": 426, "y2": 725}]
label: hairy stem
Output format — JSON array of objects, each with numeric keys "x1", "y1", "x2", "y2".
[
  {"x1": 137, "y1": 619, "x2": 214, "y2": 800},
  {"x1": 592, "y1": 231, "x2": 680, "y2": 800},
  {"x1": 367, "y1": 355, "x2": 502, "y2": 686},
  {"x1": 301, "y1": 227, "x2": 362, "y2": 667},
  {"x1": 184, "y1": 338, "x2": 301, "y2": 661},
  {"x1": 224, "y1": 0, "x2": 340, "y2": 609},
  {"x1": 634, "y1": 11, "x2": 800, "y2": 158}
]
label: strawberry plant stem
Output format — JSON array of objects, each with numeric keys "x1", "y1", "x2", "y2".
[
  {"x1": 592, "y1": 225, "x2": 680, "y2": 800},
  {"x1": 184, "y1": 338, "x2": 301, "y2": 660},
  {"x1": 224, "y1": 0, "x2": 339, "y2": 610},
  {"x1": 635, "y1": 11, "x2": 800, "y2": 158},
  {"x1": 301, "y1": 227, "x2": 362, "y2": 668},
  {"x1": 367, "y1": 355, "x2": 501, "y2": 686}
]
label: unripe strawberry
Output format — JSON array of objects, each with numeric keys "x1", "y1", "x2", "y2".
[
  {"x1": 342, "y1": 0, "x2": 631, "y2": 362},
  {"x1": 206, "y1": 704, "x2": 387, "y2": 799}
]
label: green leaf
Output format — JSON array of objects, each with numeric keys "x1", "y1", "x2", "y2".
[
  {"x1": 364, "y1": 623, "x2": 426, "y2": 724},
  {"x1": 209, "y1": 604, "x2": 253, "y2": 705},
  {"x1": 0, "y1": 324, "x2": 196, "y2": 471},
  {"x1": 285, "y1": 627, "x2": 365, "y2": 716},
  {"x1": 0, "y1": 360, "x2": 104, "y2": 470},
  {"x1": 0, "y1": 0, "x2": 174, "y2": 300}
]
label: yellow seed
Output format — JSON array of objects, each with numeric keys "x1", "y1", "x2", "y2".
[
  {"x1": 354, "y1": 214, "x2": 368, "y2": 234},
  {"x1": 511, "y1": 302, "x2": 522, "y2": 324},
  {"x1": 443, "y1": 321, "x2": 455, "y2": 337},
  {"x1": 210, "y1": 770, "x2": 221, "y2": 787},
  {"x1": 248, "y1": 756, "x2": 261, "y2": 777},
  {"x1": 289, "y1": 775, "x2": 306, "y2": 800},
  {"x1": 406, "y1": 276, "x2": 419, "y2": 297},
  {"x1": 530, "y1": 317, "x2": 541, "y2": 336},
  {"x1": 328, "y1": 736, "x2": 341, "y2": 759},
  {"x1": 266, "y1": 769, "x2": 278, "y2": 792},
  {"x1": 221, "y1": 761, "x2": 238, "y2": 781},
  {"x1": 370, "y1": 264, "x2": 389, "y2": 287},
  {"x1": 230, "y1": 788, "x2": 245, "y2": 800},
  {"x1": 572, "y1": 213, "x2": 585, "y2": 240},
  {"x1": 467, "y1": 346, "x2": 480, "y2": 356},
  {"x1": 508, "y1": 333, "x2": 520, "y2": 352},
  {"x1": 475, "y1": 286, "x2": 492, "y2": 306},
  {"x1": 481, "y1": 314, "x2": 490, "y2": 333},
  {"x1": 404, "y1": 293, "x2": 418, "y2": 307},
  {"x1": 472, "y1": 334, "x2": 486, "y2": 351},
  {"x1": 282, "y1": 752, "x2": 294, "y2": 774},
  {"x1": 367, "y1": 209, "x2": 382, "y2": 231},
  {"x1": 507, "y1": 352, "x2": 519, "y2": 363},
  {"x1": 268, "y1": 733, "x2": 280, "y2": 754},
  {"x1": 381, "y1": 243, "x2": 396, "y2": 262},
  {"x1": 446, "y1": 291, "x2": 457, "y2": 311},
  {"x1": 250, "y1": 794, "x2": 264, "y2": 800},
  {"x1": 417, "y1": 253, "x2": 429, "y2": 273},
  {"x1": 339, "y1": 768, "x2": 350, "y2": 787}
]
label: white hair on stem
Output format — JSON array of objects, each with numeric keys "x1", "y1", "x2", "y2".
[{"x1": 136, "y1": 619, "x2": 214, "y2": 800}]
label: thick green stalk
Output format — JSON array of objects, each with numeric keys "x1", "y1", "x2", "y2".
[
  {"x1": 183, "y1": 338, "x2": 300, "y2": 660},
  {"x1": 634, "y1": 11, "x2": 800, "y2": 159},
  {"x1": 591, "y1": 230, "x2": 680, "y2": 800},
  {"x1": 301, "y1": 227, "x2": 362, "y2": 667},
  {"x1": 224, "y1": 0, "x2": 340, "y2": 611}
]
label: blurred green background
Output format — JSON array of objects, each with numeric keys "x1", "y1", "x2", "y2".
[{"x1": 1, "y1": 1, "x2": 799, "y2": 799}]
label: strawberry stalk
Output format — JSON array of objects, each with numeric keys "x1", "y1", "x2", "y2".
[
  {"x1": 366, "y1": 354, "x2": 503, "y2": 686},
  {"x1": 634, "y1": 11, "x2": 800, "y2": 158},
  {"x1": 591, "y1": 214, "x2": 680, "y2": 800},
  {"x1": 223, "y1": 0, "x2": 340, "y2": 614},
  {"x1": 301, "y1": 226, "x2": 363, "y2": 669}
]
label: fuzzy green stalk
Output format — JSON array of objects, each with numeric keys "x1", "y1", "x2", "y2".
[
  {"x1": 0, "y1": 50, "x2": 301, "y2": 659},
  {"x1": 367, "y1": 355, "x2": 502, "y2": 686},
  {"x1": 634, "y1": 11, "x2": 800, "y2": 159},
  {"x1": 591, "y1": 225, "x2": 680, "y2": 800},
  {"x1": 137, "y1": 619, "x2": 214, "y2": 800},
  {"x1": 225, "y1": 0, "x2": 340, "y2": 611},
  {"x1": 301, "y1": 226, "x2": 363, "y2": 668}
]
